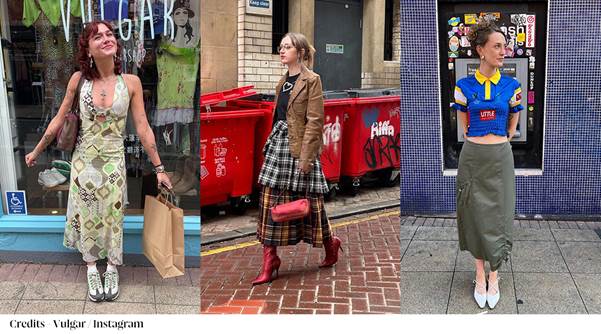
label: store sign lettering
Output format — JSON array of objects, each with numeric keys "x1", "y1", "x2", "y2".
[{"x1": 58, "y1": 0, "x2": 176, "y2": 42}]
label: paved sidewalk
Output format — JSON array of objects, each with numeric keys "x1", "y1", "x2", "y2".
[
  {"x1": 0, "y1": 264, "x2": 200, "y2": 314},
  {"x1": 201, "y1": 185, "x2": 399, "y2": 244},
  {"x1": 200, "y1": 209, "x2": 401, "y2": 314},
  {"x1": 401, "y1": 216, "x2": 601, "y2": 314}
]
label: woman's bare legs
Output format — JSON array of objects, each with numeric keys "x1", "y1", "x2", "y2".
[{"x1": 475, "y1": 258, "x2": 486, "y2": 294}]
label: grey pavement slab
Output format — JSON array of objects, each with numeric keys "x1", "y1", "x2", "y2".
[
  {"x1": 447, "y1": 271, "x2": 517, "y2": 314},
  {"x1": 400, "y1": 271, "x2": 453, "y2": 314},
  {"x1": 400, "y1": 226, "x2": 417, "y2": 240},
  {"x1": 514, "y1": 228, "x2": 554, "y2": 241},
  {"x1": 572, "y1": 274, "x2": 601, "y2": 314},
  {"x1": 0, "y1": 281, "x2": 27, "y2": 300},
  {"x1": 83, "y1": 301, "x2": 156, "y2": 314},
  {"x1": 0, "y1": 300, "x2": 19, "y2": 314},
  {"x1": 400, "y1": 240, "x2": 457, "y2": 272},
  {"x1": 552, "y1": 229, "x2": 601, "y2": 242},
  {"x1": 400, "y1": 239, "x2": 409, "y2": 259},
  {"x1": 413, "y1": 226, "x2": 458, "y2": 241},
  {"x1": 116, "y1": 285, "x2": 155, "y2": 304},
  {"x1": 16, "y1": 300, "x2": 85, "y2": 314},
  {"x1": 22, "y1": 282, "x2": 88, "y2": 300},
  {"x1": 558, "y1": 242, "x2": 601, "y2": 274},
  {"x1": 454, "y1": 250, "x2": 512, "y2": 273},
  {"x1": 513, "y1": 273, "x2": 586, "y2": 314},
  {"x1": 511, "y1": 241, "x2": 568, "y2": 273},
  {"x1": 154, "y1": 286, "x2": 200, "y2": 305},
  {"x1": 156, "y1": 304, "x2": 199, "y2": 314}
]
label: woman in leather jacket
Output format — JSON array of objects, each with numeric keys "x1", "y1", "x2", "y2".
[{"x1": 252, "y1": 32, "x2": 342, "y2": 286}]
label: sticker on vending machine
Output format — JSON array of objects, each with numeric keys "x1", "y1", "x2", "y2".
[
  {"x1": 529, "y1": 72, "x2": 535, "y2": 90},
  {"x1": 460, "y1": 36, "x2": 470, "y2": 47},
  {"x1": 526, "y1": 15, "x2": 536, "y2": 48},
  {"x1": 511, "y1": 14, "x2": 527, "y2": 26},
  {"x1": 448, "y1": 17, "x2": 461, "y2": 26},
  {"x1": 480, "y1": 12, "x2": 500, "y2": 20},
  {"x1": 528, "y1": 91, "x2": 535, "y2": 104},
  {"x1": 465, "y1": 14, "x2": 477, "y2": 24},
  {"x1": 449, "y1": 36, "x2": 460, "y2": 51}
]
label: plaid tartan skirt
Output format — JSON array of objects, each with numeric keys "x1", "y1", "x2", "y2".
[
  {"x1": 257, "y1": 186, "x2": 332, "y2": 247},
  {"x1": 258, "y1": 121, "x2": 329, "y2": 194}
]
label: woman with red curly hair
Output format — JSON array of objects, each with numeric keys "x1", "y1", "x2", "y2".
[{"x1": 25, "y1": 21, "x2": 172, "y2": 303}]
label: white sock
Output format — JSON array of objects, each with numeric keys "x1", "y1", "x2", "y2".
[
  {"x1": 87, "y1": 265, "x2": 98, "y2": 273},
  {"x1": 107, "y1": 264, "x2": 118, "y2": 273}
]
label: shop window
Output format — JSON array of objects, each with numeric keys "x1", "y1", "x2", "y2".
[
  {"x1": 384, "y1": 0, "x2": 394, "y2": 61},
  {"x1": 272, "y1": 0, "x2": 289, "y2": 54},
  {"x1": 0, "y1": 0, "x2": 200, "y2": 216}
]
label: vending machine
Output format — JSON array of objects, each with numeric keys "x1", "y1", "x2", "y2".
[{"x1": 438, "y1": 1, "x2": 548, "y2": 169}]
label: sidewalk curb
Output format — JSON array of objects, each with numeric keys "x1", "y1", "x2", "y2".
[
  {"x1": 403, "y1": 213, "x2": 601, "y2": 222},
  {"x1": 201, "y1": 199, "x2": 400, "y2": 246}
]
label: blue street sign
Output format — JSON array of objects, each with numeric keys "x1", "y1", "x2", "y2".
[{"x1": 5, "y1": 191, "x2": 27, "y2": 215}]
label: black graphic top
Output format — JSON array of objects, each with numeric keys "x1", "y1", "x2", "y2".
[{"x1": 273, "y1": 73, "x2": 300, "y2": 126}]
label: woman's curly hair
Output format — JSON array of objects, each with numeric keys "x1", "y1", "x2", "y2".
[{"x1": 467, "y1": 15, "x2": 505, "y2": 58}]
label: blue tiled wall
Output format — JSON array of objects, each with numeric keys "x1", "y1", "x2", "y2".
[{"x1": 400, "y1": 0, "x2": 601, "y2": 215}]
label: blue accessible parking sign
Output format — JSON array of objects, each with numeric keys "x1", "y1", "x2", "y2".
[{"x1": 5, "y1": 191, "x2": 28, "y2": 215}]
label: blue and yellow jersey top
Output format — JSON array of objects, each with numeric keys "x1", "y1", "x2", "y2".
[{"x1": 452, "y1": 69, "x2": 524, "y2": 138}]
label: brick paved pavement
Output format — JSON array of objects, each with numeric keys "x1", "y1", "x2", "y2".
[
  {"x1": 401, "y1": 216, "x2": 601, "y2": 314},
  {"x1": 0, "y1": 264, "x2": 200, "y2": 314},
  {"x1": 201, "y1": 185, "x2": 399, "y2": 243},
  {"x1": 200, "y1": 210, "x2": 401, "y2": 314}
]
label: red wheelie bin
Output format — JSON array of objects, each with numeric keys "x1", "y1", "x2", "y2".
[
  {"x1": 200, "y1": 87, "x2": 269, "y2": 212},
  {"x1": 340, "y1": 89, "x2": 400, "y2": 195}
]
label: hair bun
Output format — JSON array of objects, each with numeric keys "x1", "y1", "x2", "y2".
[{"x1": 467, "y1": 15, "x2": 499, "y2": 44}]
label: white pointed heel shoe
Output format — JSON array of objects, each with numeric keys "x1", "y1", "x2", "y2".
[
  {"x1": 487, "y1": 276, "x2": 500, "y2": 309},
  {"x1": 473, "y1": 279, "x2": 487, "y2": 309}
]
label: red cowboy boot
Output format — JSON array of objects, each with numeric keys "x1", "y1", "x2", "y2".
[
  {"x1": 319, "y1": 236, "x2": 343, "y2": 267},
  {"x1": 252, "y1": 245, "x2": 281, "y2": 286}
]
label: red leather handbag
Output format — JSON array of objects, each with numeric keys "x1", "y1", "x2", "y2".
[
  {"x1": 270, "y1": 176, "x2": 310, "y2": 223},
  {"x1": 55, "y1": 76, "x2": 85, "y2": 152},
  {"x1": 271, "y1": 198, "x2": 310, "y2": 222}
]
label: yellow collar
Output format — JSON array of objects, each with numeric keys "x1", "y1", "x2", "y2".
[{"x1": 475, "y1": 69, "x2": 501, "y2": 85}]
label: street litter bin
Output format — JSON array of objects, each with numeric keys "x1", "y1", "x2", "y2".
[
  {"x1": 340, "y1": 88, "x2": 400, "y2": 195},
  {"x1": 225, "y1": 95, "x2": 275, "y2": 193},
  {"x1": 200, "y1": 87, "x2": 269, "y2": 212},
  {"x1": 320, "y1": 91, "x2": 355, "y2": 198}
]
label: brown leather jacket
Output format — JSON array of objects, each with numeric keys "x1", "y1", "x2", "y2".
[{"x1": 273, "y1": 67, "x2": 324, "y2": 166}]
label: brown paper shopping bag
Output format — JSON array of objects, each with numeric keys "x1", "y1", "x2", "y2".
[{"x1": 142, "y1": 192, "x2": 185, "y2": 278}]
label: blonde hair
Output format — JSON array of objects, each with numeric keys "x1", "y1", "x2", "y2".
[{"x1": 282, "y1": 32, "x2": 316, "y2": 69}]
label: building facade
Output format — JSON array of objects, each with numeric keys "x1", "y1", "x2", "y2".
[{"x1": 201, "y1": 0, "x2": 400, "y2": 94}]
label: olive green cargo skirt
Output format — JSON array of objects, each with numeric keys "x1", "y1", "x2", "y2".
[{"x1": 456, "y1": 140, "x2": 515, "y2": 272}]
